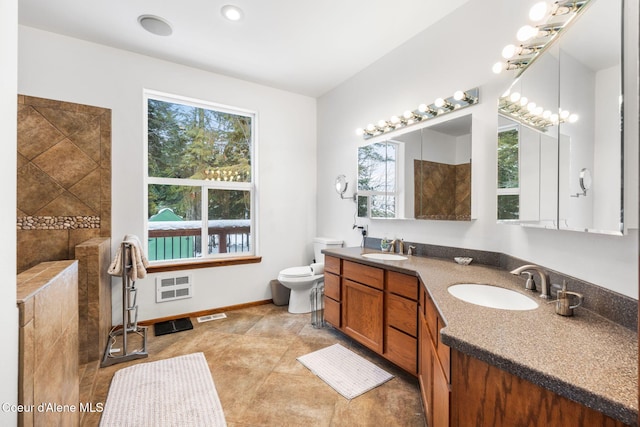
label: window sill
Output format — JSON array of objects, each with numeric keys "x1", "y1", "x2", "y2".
[{"x1": 147, "y1": 256, "x2": 262, "y2": 273}]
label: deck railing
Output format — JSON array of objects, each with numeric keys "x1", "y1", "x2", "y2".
[{"x1": 148, "y1": 220, "x2": 251, "y2": 261}]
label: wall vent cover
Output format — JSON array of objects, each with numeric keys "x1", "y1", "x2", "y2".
[{"x1": 156, "y1": 274, "x2": 192, "y2": 303}]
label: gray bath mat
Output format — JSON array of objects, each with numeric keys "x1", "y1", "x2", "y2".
[
  {"x1": 100, "y1": 352, "x2": 226, "y2": 426},
  {"x1": 297, "y1": 343, "x2": 394, "y2": 399}
]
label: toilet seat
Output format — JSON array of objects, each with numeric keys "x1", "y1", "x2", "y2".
[{"x1": 279, "y1": 266, "x2": 312, "y2": 278}]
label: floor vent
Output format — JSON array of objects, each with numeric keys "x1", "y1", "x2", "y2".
[
  {"x1": 156, "y1": 274, "x2": 192, "y2": 303},
  {"x1": 197, "y1": 313, "x2": 227, "y2": 323}
]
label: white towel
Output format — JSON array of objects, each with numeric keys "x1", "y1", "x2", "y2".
[
  {"x1": 108, "y1": 234, "x2": 150, "y2": 281},
  {"x1": 310, "y1": 262, "x2": 324, "y2": 275}
]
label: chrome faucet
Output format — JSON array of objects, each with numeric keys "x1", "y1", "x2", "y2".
[{"x1": 510, "y1": 265, "x2": 551, "y2": 299}]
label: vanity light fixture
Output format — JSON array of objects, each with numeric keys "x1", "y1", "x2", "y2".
[
  {"x1": 498, "y1": 91, "x2": 579, "y2": 131},
  {"x1": 355, "y1": 88, "x2": 479, "y2": 140},
  {"x1": 492, "y1": 0, "x2": 591, "y2": 76}
]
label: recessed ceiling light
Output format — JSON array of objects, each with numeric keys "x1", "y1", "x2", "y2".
[
  {"x1": 221, "y1": 5, "x2": 243, "y2": 21},
  {"x1": 138, "y1": 15, "x2": 173, "y2": 36}
]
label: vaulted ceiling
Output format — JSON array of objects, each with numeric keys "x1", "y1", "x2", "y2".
[{"x1": 18, "y1": 0, "x2": 470, "y2": 97}]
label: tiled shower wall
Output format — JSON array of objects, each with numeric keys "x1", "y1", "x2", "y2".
[{"x1": 16, "y1": 95, "x2": 111, "y2": 273}]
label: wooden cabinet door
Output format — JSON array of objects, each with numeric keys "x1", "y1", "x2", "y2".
[
  {"x1": 418, "y1": 311, "x2": 433, "y2": 427},
  {"x1": 433, "y1": 357, "x2": 450, "y2": 427},
  {"x1": 343, "y1": 279, "x2": 384, "y2": 353}
]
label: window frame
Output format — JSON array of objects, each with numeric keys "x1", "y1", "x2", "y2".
[
  {"x1": 497, "y1": 121, "x2": 521, "y2": 221},
  {"x1": 143, "y1": 90, "x2": 259, "y2": 267},
  {"x1": 357, "y1": 140, "x2": 399, "y2": 219}
]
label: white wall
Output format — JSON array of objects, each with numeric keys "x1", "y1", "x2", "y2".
[
  {"x1": 317, "y1": 0, "x2": 638, "y2": 299},
  {"x1": 18, "y1": 27, "x2": 318, "y2": 321},
  {"x1": 0, "y1": 0, "x2": 19, "y2": 422}
]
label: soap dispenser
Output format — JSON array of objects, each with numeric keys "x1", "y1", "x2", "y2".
[{"x1": 555, "y1": 281, "x2": 584, "y2": 317}]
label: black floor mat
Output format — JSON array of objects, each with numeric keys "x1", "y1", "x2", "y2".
[{"x1": 154, "y1": 317, "x2": 194, "y2": 336}]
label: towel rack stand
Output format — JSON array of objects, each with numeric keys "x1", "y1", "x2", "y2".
[{"x1": 101, "y1": 241, "x2": 148, "y2": 367}]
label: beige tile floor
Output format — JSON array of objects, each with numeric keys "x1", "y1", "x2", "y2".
[{"x1": 80, "y1": 304, "x2": 425, "y2": 426}]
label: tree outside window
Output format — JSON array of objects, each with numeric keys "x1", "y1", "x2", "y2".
[
  {"x1": 497, "y1": 125, "x2": 520, "y2": 220},
  {"x1": 146, "y1": 93, "x2": 255, "y2": 262}
]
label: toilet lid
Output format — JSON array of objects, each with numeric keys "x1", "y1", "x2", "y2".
[{"x1": 280, "y1": 266, "x2": 313, "y2": 278}]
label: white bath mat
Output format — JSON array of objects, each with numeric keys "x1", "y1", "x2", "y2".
[
  {"x1": 100, "y1": 352, "x2": 226, "y2": 427},
  {"x1": 297, "y1": 343, "x2": 394, "y2": 399}
]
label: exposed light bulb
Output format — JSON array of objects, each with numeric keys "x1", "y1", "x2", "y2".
[
  {"x1": 492, "y1": 61, "x2": 505, "y2": 74},
  {"x1": 529, "y1": 2, "x2": 549, "y2": 22},
  {"x1": 568, "y1": 113, "x2": 579, "y2": 123},
  {"x1": 519, "y1": 97, "x2": 528, "y2": 107},
  {"x1": 509, "y1": 92, "x2": 521, "y2": 103},
  {"x1": 366, "y1": 123, "x2": 375, "y2": 132},
  {"x1": 390, "y1": 115, "x2": 400, "y2": 124},
  {"x1": 527, "y1": 102, "x2": 537, "y2": 112},
  {"x1": 517, "y1": 25, "x2": 538, "y2": 42},
  {"x1": 453, "y1": 90, "x2": 466, "y2": 101},
  {"x1": 355, "y1": 128, "x2": 364, "y2": 136},
  {"x1": 434, "y1": 98, "x2": 446, "y2": 108},
  {"x1": 534, "y1": 106, "x2": 543, "y2": 116},
  {"x1": 502, "y1": 44, "x2": 518, "y2": 59},
  {"x1": 560, "y1": 110, "x2": 570, "y2": 120},
  {"x1": 542, "y1": 110, "x2": 551, "y2": 119},
  {"x1": 403, "y1": 110, "x2": 413, "y2": 119},
  {"x1": 550, "y1": 113, "x2": 559, "y2": 123},
  {"x1": 377, "y1": 120, "x2": 387, "y2": 128},
  {"x1": 418, "y1": 104, "x2": 428, "y2": 112}
]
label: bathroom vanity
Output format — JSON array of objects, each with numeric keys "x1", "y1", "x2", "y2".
[{"x1": 323, "y1": 248, "x2": 637, "y2": 427}]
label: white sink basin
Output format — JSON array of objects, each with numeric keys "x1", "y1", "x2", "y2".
[
  {"x1": 362, "y1": 253, "x2": 408, "y2": 261},
  {"x1": 448, "y1": 284, "x2": 538, "y2": 311}
]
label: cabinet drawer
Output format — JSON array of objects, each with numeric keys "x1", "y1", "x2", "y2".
[
  {"x1": 324, "y1": 296, "x2": 341, "y2": 328},
  {"x1": 437, "y1": 314, "x2": 451, "y2": 383},
  {"x1": 387, "y1": 293, "x2": 417, "y2": 337},
  {"x1": 419, "y1": 284, "x2": 426, "y2": 316},
  {"x1": 324, "y1": 273, "x2": 341, "y2": 301},
  {"x1": 343, "y1": 261, "x2": 384, "y2": 290},
  {"x1": 387, "y1": 271, "x2": 418, "y2": 300},
  {"x1": 425, "y1": 294, "x2": 438, "y2": 345},
  {"x1": 386, "y1": 326, "x2": 417, "y2": 375},
  {"x1": 324, "y1": 255, "x2": 341, "y2": 275}
]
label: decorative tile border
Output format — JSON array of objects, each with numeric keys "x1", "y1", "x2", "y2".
[{"x1": 17, "y1": 216, "x2": 101, "y2": 230}]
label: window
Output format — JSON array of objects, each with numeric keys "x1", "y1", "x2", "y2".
[
  {"x1": 497, "y1": 123, "x2": 520, "y2": 220},
  {"x1": 145, "y1": 91, "x2": 256, "y2": 263},
  {"x1": 357, "y1": 141, "x2": 398, "y2": 218}
]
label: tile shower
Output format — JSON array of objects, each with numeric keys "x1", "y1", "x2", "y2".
[{"x1": 16, "y1": 95, "x2": 111, "y2": 273}]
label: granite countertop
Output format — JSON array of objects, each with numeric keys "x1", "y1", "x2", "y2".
[{"x1": 324, "y1": 247, "x2": 638, "y2": 426}]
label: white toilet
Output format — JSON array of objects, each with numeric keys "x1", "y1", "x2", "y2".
[{"x1": 277, "y1": 237, "x2": 343, "y2": 314}]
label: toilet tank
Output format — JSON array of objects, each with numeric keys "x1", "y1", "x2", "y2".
[{"x1": 313, "y1": 237, "x2": 343, "y2": 264}]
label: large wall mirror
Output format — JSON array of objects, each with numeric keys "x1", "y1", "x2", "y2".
[
  {"x1": 497, "y1": 0, "x2": 623, "y2": 234},
  {"x1": 358, "y1": 114, "x2": 472, "y2": 220}
]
